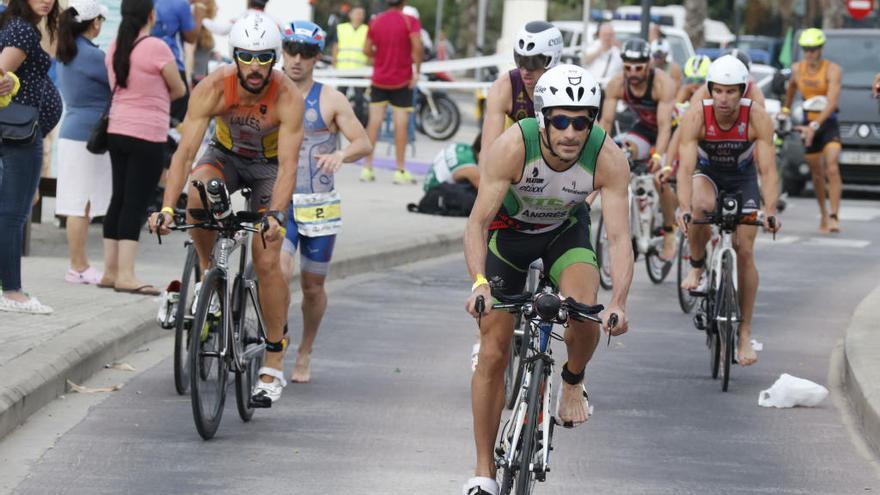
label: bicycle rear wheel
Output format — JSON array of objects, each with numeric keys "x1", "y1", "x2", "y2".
[
  {"x1": 677, "y1": 234, "x2": 697, "y2": 314},
  {"x1": 174, "y1": 244, "x2": 200, "y2": 395},
  {"x1": 190, "y1": 268, "x2": 228, "y2": 439},
  {"x1": 595, "y1": 214, "x2": 613, "y2": 290},
  {"x1": 516, "y1": 359, "x2": 545, "y2": 495},
  {"x1": 235, "y1": 283, "x2": 264, "y2": 422},
  {"x1": 646, "y1": 219, "x2": 673, "y2": 284}
]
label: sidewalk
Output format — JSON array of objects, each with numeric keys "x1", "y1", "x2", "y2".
[
  {"x1": 844, "y1": 284, "x2": 880, "y2": 458},
  {"x1": 0, "y1": 156, "x2": 472, "y2": 440}
]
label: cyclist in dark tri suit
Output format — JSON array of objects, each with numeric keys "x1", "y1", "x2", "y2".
[
  {"x1": 150, "y1": 13, "x2": 305, "y2": 405},
  {"x1": 676, "y1": 55, "x2": 781, "y2": 367},
  {"x1": 480, "y1": 21, "x2": 562, "y2": 154},
  {"x1": 600, "y1": 38, "x2": 678, "y2": 261},
  {"x1": 463, "y1": 64, "x2": 632, "y2": 495}
]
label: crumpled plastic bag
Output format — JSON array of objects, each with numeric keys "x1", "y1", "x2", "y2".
[{"x1": 758, "y1": 373, "x2": 828, "y2": 408}]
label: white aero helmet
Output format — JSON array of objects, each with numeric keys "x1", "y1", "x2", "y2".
[
  {"x1": 706, "y1": 55, "x2": 749, "y2": 94},
  {"x1": 402, "y1": 5, "x2": 419, "y2": 19},
  {"x1": 513, "y1": 21, "x2": 563, "y2": 69},
  {"x1": 228, "y1": 11, "x2": 282, "y2": 61},
  {"x1": 533, "y1": 64, "x2": 602, "y2": 129}
]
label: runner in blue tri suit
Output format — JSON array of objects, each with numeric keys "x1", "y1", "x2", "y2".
[{"x1": 280, "y1": 21, "x2": 372, "y2": 383}]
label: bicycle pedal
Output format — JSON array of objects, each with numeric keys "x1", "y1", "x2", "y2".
[{"x1": 248, "y1": 395, "x2": 273, "y2": 409}]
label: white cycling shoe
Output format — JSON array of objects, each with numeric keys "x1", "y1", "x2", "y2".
[
  {"x1": 462, "y1": 477, "x2": 499, "y2": 495},
  {"x1": 250, "y1": 367, "x2": 287, "y2": 408}
]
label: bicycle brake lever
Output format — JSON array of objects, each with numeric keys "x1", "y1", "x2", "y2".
[
  {"x1": 259, "y1": 219, "x2": 268, "y2": 250},
  {"x1": 155, "y1": 214, "x2": 164, "y2": 245},
  {"x1": 475, "y1": 295, "x2": 485, "y2": 328},
  {"x1": 606, "y1": 313, "x2": 619, "y2": 348}
]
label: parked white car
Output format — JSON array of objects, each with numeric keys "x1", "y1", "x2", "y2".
[{"x1": 553, "y1": 20, "x2": 696, "y2": 70}]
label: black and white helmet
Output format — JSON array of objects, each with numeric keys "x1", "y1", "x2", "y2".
[
  {"x1": 533, "y1": 64, "x2": 602, "y2": 129},
  {"x1": 621, "y1": 38, "x2": 650, "y2": 62},
  {"x1": 513, "y1": 21, "x2": 563, "y2": 69}
]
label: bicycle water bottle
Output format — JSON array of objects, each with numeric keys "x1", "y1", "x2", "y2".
[{"x1": 206, "y1": 178, "x2": 232, "y2": 220}]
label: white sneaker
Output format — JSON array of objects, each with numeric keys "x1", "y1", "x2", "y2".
[
  {"x1": 191, "y1": 282, "x2": 220, "y2": 316},
  {"x1": 0, "y1": 295, "x2": 53, "y2": 315}
]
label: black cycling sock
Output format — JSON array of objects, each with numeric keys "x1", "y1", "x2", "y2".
[
  {"x1": 689, "y1": 256, "x2": 706, "y2": 269},
  {"x1": 561, "y1": 362, "x2": 585, "y2": 385}
]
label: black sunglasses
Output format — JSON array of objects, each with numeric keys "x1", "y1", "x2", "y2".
[
  {"x1": 514, "y1": 53, "x2": 549, "y2": 71},
  {"x1": 284, "y1": 41, "x2": 321, "y2": 58},
  {"x1": 802, "y1": 46, "x2": 821, "y2": 52},
  {"x1": 548, "y1": 115, "x2": 592, "y2": 131}
]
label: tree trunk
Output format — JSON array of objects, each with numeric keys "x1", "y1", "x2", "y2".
[
  {"x1": 684, "y1": 0, "x2": 707, "y2": 49},
  {"x1": 821, "y1": 0, "x2": 846, "y2": 28},
  {"x1": 458, "y1": 0, "x2": 479, "y2": 58}
]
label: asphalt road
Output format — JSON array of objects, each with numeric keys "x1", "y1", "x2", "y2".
[{"x1": 7, "y1": 197, "x2": 880, "y2": 495}]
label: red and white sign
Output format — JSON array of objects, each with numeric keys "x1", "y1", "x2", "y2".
[{"x1": 847, "y1": 0, "x2": 873, "y2": 20}]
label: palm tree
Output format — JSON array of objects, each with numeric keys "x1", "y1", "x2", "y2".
[{"x1": 684, "y1": 0, "x2": 707, "y2": 48}]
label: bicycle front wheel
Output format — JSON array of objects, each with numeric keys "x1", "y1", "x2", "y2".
[
  {"x1": 235, "y1": 283, "x2": 264, "y2": 422},
  {"x1": 190, "y1": 268, "x2": 229, "y2": 440},
  {"x1": 677, "y1": 234, "x2": 697, "y2": 314},
  {"x1": 174, "y1": 244, "x2": 200, "y2": 395},
  {"x1": 516, "y1": 359, "x2": 545, "y2": 495},
  {"x1": 719, "y1": 252, "x2": 737, "y2": 392}
]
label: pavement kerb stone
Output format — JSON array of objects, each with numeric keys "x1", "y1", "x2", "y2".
[
  {"x1": 0, "y1": 227, "x2": 465, "y2": 441},
  {"x1": 843, "y1": 282, "x2": 880, "y2": 457}
]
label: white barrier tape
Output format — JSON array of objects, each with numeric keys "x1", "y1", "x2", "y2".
[
  {"x1": 314, "y1": 54, "x2": 510, "y2": 78},
  {"x1": 315, "y1": 77, "x2": 493, "y2": 92}
]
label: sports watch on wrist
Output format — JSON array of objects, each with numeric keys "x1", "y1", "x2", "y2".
[{"x1": 264, "y1": 210, "x2": 287, "y2": 226}]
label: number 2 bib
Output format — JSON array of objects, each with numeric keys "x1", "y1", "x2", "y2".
[{"x1": 292, "y1": 191, "x2": 342, "y2": 237}]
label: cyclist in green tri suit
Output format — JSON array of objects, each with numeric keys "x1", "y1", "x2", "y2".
[{"x1": 462, "y1": 64, "x2": 633, "y2": 495}]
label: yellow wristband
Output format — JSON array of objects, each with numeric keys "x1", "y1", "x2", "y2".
[
  {"x1": 160, "y1": 207, "x2": 174, "y2": 216},
  {"x1": 661, "y1": 166, "x2": 673, "y2": 173},
  {"x1": 471, "y1": 274, "x2": 488, "y2": 292},
  {"x1": 782, "y1": 106, "x2": 791, "y2": 114},
  {"x1": 651, "y1": 153, "x2": 662, "y2": 161}
]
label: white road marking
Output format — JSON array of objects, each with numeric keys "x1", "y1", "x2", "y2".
[{"x1": 803, "y1": 237, "x2": 871, "y2": 249}]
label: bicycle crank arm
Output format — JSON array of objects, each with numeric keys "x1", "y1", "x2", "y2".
[{"x1": 240, "y1": 343, "x2": 267, "y2": 362}]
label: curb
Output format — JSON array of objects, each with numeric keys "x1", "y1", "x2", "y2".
[
  {"x1": 843, "y1": 283, "x2": 880, "y2": 457},
  {"x1": 0, "y1": 228, "x2": 464, "y2": 441}
]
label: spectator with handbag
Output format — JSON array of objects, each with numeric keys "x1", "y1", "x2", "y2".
[
  {"x1": 102, "y1": 0, "x2": 185, "y2": 295},
  {"x1": 55, "y1": 0, "x2": 111, "y2": 286},
  {"x1": 0, "y1": 0, "x2": 63, "y2": 314}
]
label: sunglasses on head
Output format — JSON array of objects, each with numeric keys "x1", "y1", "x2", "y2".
[
  {"x1": 235, "y1": 50, "x2": 276, "y2": 65},
  {"x1": 283, "y1": 41, "x2": 321, "y2": 58},
  {"x1": 514, "y1": 53, "x2": 549, "y2": 71},
  {"x1": 547, "y1": 114, "x2": 592, "y2": 131}
]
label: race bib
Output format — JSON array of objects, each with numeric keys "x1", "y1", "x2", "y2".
[{"x1": 292, "y1": 191, "x2": 342, "y2": 237}]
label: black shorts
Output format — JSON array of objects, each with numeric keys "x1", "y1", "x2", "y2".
[
  {"x1": 804, "y1": 119, "x2": 841, "y2": 154},
  {"x1": 370, "y1": 85, "x2": 413, "y2": 110},
  {"x1": 694, "y1": 169, "x2": 761, "y2": 212},
  {"x1": 193, "y1": 145, "x2": 278, "y2": 212},
  {"x1": 486, "y1": 208, "x2": 596, "y2": 297}
]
